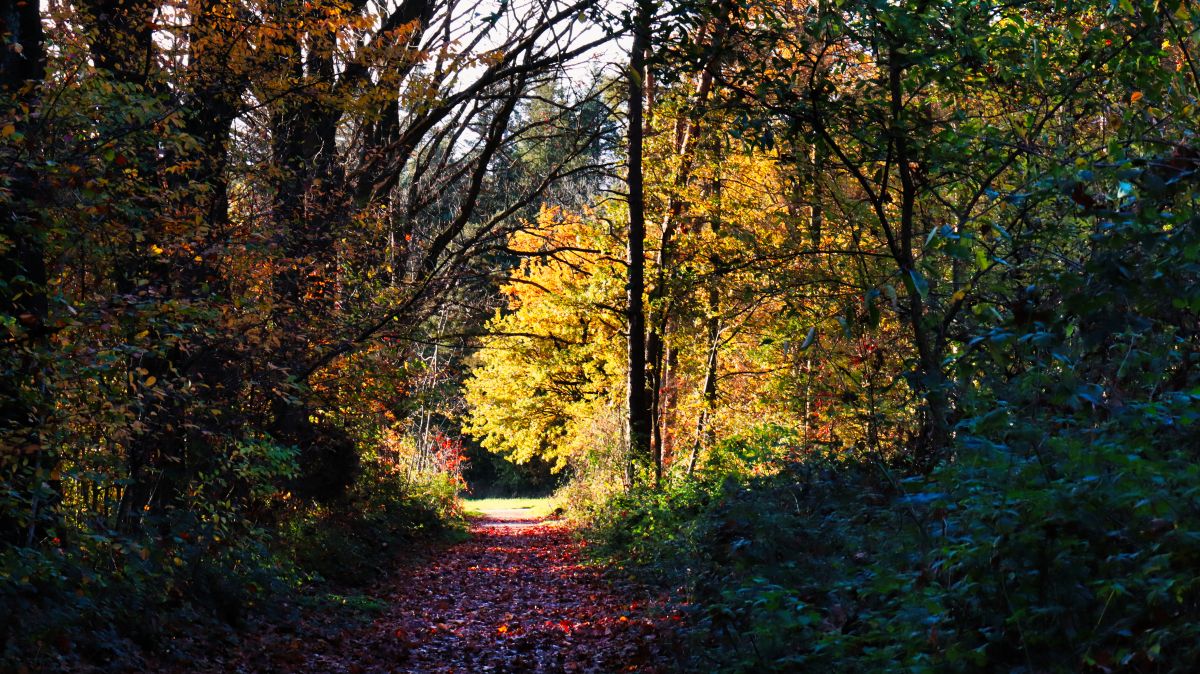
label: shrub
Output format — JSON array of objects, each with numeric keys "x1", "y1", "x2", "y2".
[
  {"x1": 278, "y1": 459, "x2": 467, "y2": 586},
  {"x1": 0, "y1": 444, "x2": 467, "y2": 670},
  {"x1": 587, "y1": 411, "x2": 1200, "y2": 672}
]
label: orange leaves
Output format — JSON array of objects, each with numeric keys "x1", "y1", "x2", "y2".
[{"x1": 478, "y1": 49, "x2": 507, "y2": 66}]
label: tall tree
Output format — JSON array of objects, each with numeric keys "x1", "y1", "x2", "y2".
[{"x1": 624, "y1": 0, "x2": 654, "y2": 484}]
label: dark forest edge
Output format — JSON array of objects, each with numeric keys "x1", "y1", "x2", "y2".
[{"x1": 3, "y1": 0, "x2": 1200, "y2": 671}]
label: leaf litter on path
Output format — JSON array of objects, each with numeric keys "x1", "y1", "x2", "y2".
[{"x1": 197, "y1": 516, "x2": 683, "y2": 673}]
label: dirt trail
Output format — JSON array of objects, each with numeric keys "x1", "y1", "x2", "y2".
[{"x1": 226, "y1": 513, "x2": 681, "y2": 673}]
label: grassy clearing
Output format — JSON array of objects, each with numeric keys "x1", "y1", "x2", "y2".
[{"x1": 462, "y1": 497, "x2": 558, "y2": 519}]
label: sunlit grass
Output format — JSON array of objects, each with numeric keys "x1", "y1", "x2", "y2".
[{"x1": 463, "y1": 497, "x2": 558, "y2": 519}]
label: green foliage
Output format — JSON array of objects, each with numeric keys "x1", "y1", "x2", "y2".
[
  {"x1": 591, "y1": 369, "x2": 1200, "y2": 672},
  {"x1": 463, "y1": 441, "x2": 562, "y2": 497},
  {"x1": 0, "y1": 515, "x2": 284, "y2": 669},
  {"x1": 279, "y1": 459, "x2": 466, "y2": 586},
  {"x1": 703, "y1": 425, "x2": 801, "y2": 476},
  {"x1": 929, "y1": 428, "x2": 1200, "y2": 671},
  {"x1": 584, "y1": 439, "x2": 931, "y2": 672},
  {"x1": 0, "y1": 449, "x2": 464, "y2": 670}
]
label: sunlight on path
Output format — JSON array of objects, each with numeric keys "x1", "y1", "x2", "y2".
[
  {"x1": 465, "y1": 497, "x2": 557, "y2": 530},
  {"x1": 358, "y1": 510, "x2": 679, "y2": 672}
]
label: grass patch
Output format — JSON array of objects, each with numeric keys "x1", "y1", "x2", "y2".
[
  {"x1": 325, "y1": 593, "x2": 388, "y2": 614},
  {"x1": 296, "y1": 592, "x2": 388, "y2": 616},
  {"x1": 463, "y1": 497, "x2": 558, "y2": 519},
  {"x1": 285, "y1": 592, "x2": 389, "y2": 630}
]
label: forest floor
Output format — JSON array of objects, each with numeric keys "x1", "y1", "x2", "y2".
[{"x1": 181, "y1": 503, "x2": 683, "y2": 673}]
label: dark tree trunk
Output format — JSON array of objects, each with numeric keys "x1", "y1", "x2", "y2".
[
  {"x1": 688, "y1": 154, "x2": 726, "y2": 478},
  {"x1": 625, "y1": 0, "x2": 653, "y2": 485},
  {"x1": 886, "y1": 46, "x2": 952, "y2": 465}
]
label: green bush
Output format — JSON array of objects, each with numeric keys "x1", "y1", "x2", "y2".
[
  {"x1": 587, "y1": 410, "x2": 1200, "y2": 672},
  {"x1": 0, "y1": 516, "x2": 285, "y2": 670},
  {"x1": 279, "y1": 461, "x2": 466, "y2": 586},
  {"x1": 0, "y1": 449, "x2": 467, "y2": 670}
]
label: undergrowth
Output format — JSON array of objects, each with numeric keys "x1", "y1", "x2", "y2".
[
  {"x1": 583, "y1": 416, "x2": 1200, "y2": 673},
  {"x1": 0, "y1": 459, "x2": 466, "y2": 672}
]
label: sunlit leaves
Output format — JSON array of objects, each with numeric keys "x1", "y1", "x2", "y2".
[{"x1": 464, "y1": 207, "x2": 624, "y2": 470}]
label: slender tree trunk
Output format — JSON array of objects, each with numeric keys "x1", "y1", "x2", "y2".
[
  {"x1": 687, "y1": 300, "x2": 720, "y2": 477},
  {"x1": 911, "y1": 307, "x2": 953, "y2": 460},
  {"x1": 886, "y1": 46, "x2": 953, "y2": 464},
  {"x1": 802, "y1": 357, "x2": 813, "y2": 446},
  {"x1": 801, "y1": 141, "x2": 823, "y2": 448},
  {"x1": 686, "y1": 127, "x2": 728, "y2": 478},
  {"x1": 646, "y1": 52, "x2": 717, "y2": 487},
  {"x1": 625, "y1": 0, "x2": 653, "y2": 484}
]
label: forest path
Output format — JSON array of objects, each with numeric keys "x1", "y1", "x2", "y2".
[{"x1": 226, "y1": 510, "x2": 681, "y2": 673}]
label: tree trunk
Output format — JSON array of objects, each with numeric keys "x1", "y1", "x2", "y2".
[
  {"x1": 887, "y1": 46, "x2": 953, "y2": 465},
  {"x1": 645, "y1": 38, "x2": 719, "y2": 487},
  {"x1": 687, "y1": 296, "x2": 720, "y2": 477},
  {"x1": 625, "y1": 0, "x2": 653, "y2": 484}
]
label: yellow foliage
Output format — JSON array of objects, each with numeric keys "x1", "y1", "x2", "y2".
[{"x1": 463, "y1": 208, "x2": 625, "y2": 469}]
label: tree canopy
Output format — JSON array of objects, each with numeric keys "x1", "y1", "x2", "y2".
[{"x1": 3, "y1": 0, "x2": 1200, "y2": 670}]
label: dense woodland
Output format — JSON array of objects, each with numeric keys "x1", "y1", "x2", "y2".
[{"x1": 1, "y1": 0, "x2": 1199, "y2": 670}]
